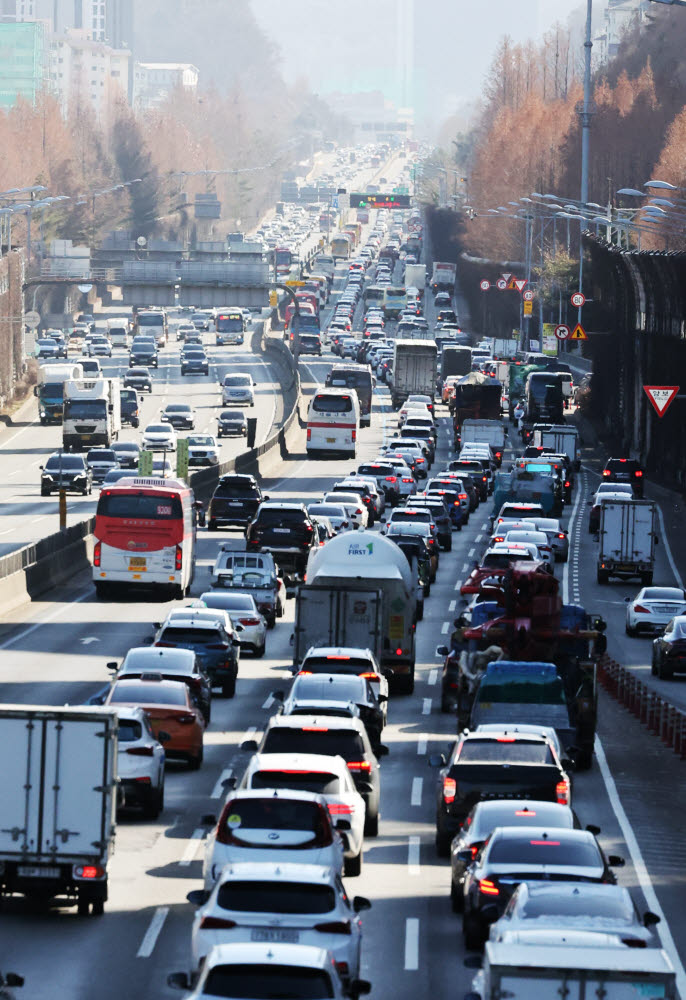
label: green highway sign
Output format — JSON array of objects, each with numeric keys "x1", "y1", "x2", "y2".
[
  {"x1": 138, "y1": 450, "x2": 154, "y2": 475},
  {"x1": 176, "y1": 438, "x2": 189, "y2": 480}
]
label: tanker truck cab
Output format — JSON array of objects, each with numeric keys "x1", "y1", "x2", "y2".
[{"x1": 303, "y1": 530, "x2": 417, "y2": 694}]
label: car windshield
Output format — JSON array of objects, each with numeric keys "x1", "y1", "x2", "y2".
[
  {"x1": 221, "y1": 798, "x2": 324, "y2": 833},
  {"x1": 477, "y1": 675, "x2": 567, "y2": 705},
  {"x1": 146, "y1": 424, "x2": 170, "y2": 434},
  {"x1": 216, "y1": 881, "x2": 335, "y2": 915},
  {"x1": 114, "y1": 443, "x2": 138, "y2": 452},
  {"x1": 262, "y1": 728, "x2": 365, "y2": 761},
  {"x1": 457, "y1": 740, "x2": 554, "y2": 764},
  {"x1": 488, "y1": 837, "x2": 601, "y2": 868},
  {"x1": 188, "y1": 437, "x2": 214, "y2": 446},
  {"x1": 108, "y1": 682, "x2": 186, "y2": 705},
  {"x1": 472, "y1": 804, "x2": 572, "y2": 838},
  {"x1": 520, "y1": 891, "x2": 634, "y2": 922},
  {"x1": 45, "y1": 456, "x2": 84, "y2": 471},
  {"x1": 202, "y1": 965, "x2": 334, "y2": 999},
  {"x1": 165, "y1": 405, "x2": 190, "y2": 413},
  {"x1": 251, "y1": 769, "x2": 341, "y2": 795},
  {"x1": 224, "y1": 375, "x2": 251, "y2": 386}
]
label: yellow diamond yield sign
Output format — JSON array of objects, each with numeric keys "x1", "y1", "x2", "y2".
[{"x1": 569, "y1": 323, "x2": 587, "y2": 340}]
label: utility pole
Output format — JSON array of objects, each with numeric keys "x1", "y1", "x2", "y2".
[{"x1": 577, "y1": 0, "x2": 594, "y2": 329}]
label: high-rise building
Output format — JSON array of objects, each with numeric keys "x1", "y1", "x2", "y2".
[
  {"x1": 0, "y1": 19, "x2": 46, "y2": 107},
  {"x1": 593, "y1": 0, "x2": 651, "y2": 66}
]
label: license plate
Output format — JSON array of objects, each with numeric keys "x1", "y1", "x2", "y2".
[
  {"x1": 227, "y1": 501, "x2": 242, "y2": 506},
  {"x1": 250, "y1": 928, "x2": 299, "y2": 943},
  {"x1": 129, "y1": 557, "x2": 147, "y2": 568},
  {"x1": 273, "y1": 527, "x2": 290, "y2": 533},
  {"x1": 327, "y1": 437, "x2": 336, "y2": 443},
  {"x1": 18, "y1": 865, "x2": 60, "y2": 878}
]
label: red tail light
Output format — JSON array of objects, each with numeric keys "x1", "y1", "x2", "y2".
[
  {"x1": 307, "y1": 428, "x2": 312, "y2": 441},
  {"x1": 200, "y1": 917, "x2": 237, "y2": 929},
  {"x1": 328, "y1": 803, "x2": 353, "y2": 815},
  {"x1": 175, "y1": 544, "x2": 182, "y2": 570},
  {"x1": 558, "y1": 533, "x2": 566, "y2": 539},
  {"x1": 635, "y1": 470, "x2": 643, "y2": 477},
  {"x1": 239, "y1": 617, "x2": 261, "y2": 626},
  {"x1": 459, "y1": 493, "x2": 467, "y2": 500},
  {"x1": 93, "y1": 541, "x2": 101, "y2": 567},
  {"x1": 352, "y1": 429, "x2": 357, "y2": 442},
  {"x1": 126, "y1": 746, "x2": 154, "y2": 756},
  {"x1": 479, "y1": 879, "x2": 500, "y2": 896},
  {"x1": 633, "y1": 604, "x2": 651, "y2": 614},
  {"x1": 443, "y1": 776, "x2": 457, "y2": 803},
  {"x1": 73, "y1": 864, "x2": 105, "y2": 880},
  {"x1": 386, "y1": 476, "x2": 397, "y2": 483},
  {"x1": 556, "y1": 780, "x2": 570, "y2": 805},
  {"x1": 602, "y1": 469, "x2": 611, "y2": 477},
  {"x1": 207, "y1": 643, "x2": 229, "y2": 650},
  {"x1": 314, "y1": 920, "x2": 351, "y2": 935},
  {"x1": 347, "y1": 760, "x2": 371, "y2": 773},
  {"x1": 564, "y1": 481, "x2": 570, "y2": 488}
]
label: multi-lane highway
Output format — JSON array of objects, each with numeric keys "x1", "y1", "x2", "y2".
[{"x1": 1, "y1": 232, "x2": 686, "y2": 1000}]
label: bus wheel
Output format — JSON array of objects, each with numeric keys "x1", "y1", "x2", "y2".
[{"x1": 94, "y1": 582, "x2": 109, "y2": 599}]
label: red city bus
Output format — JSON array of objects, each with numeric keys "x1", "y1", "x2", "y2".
[{"x1": 92, "y1": 477, "x2": 201, "y2": 599}]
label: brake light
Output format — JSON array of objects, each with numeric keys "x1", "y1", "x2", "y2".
[
  {"x1": 347, "y1": 761, "x2": 371, "y2": 772},
  {"x1": 239, "y1": 617, "x2": 261, "y2": 626},
  {"x1": 494, "y1": 536, "x2": 505, "y2": 543},
  {"x1": 359, "y1": 671, "x2": 377, "y2": 679},
  {"x1": 352, "y1": 429, "x2": 357, "y2": 442},
  {"x1": 93, "y1": 541, "x2": 101, "y2": 567},
  {"x1": 314, "y1": 920, "x2": 351, "y2": 935},
  {"x1": 558, "y1": 533, "x2": 566, "y2": 539},
  {"x1": 443, "y1": 776, "x2": 457, "y2": 803},
  {"x1": 633, "y1": 604, "x2": 651, "y2": 614},
  {"x1": 556, "y1": 780, "x2": 570, "y2": 805},
  {"x1": 207, "y1": 643, "x2": 229, "y2": 650},
  {"x1": 479, "y1": 880, "x2": 500, "y2": 896},
  {"x1": 386, "y1": 476, "x2": 397, "y2": 483},
  {"x1": 619, "y1": 458, "x2": 627, "y2": 462},
  {"x1": 514, "y1": 809, "x2": 536, "y2": 816},
  {"x1": 303, "y1": 726, "x2": 329, "y2": 731},
  {"x1": 73, "y1": 864, "x2": 104, "y2": 880},
  {"x1": 200, "y1": 916, "x2": 237, "y2": 929},
  {"x1": 328, "y1": 803, "x2": 353, "y2": 815},
  {"x1": 495, "y1": 452, "x2": 502, "y2": 459},
  {"x1": 307, "y1": 428, "x2": 311, "y2": 441},
  {"x1": 126, "y1": 746, "x2": 154, "y2": 756},
  {"x1": 496, "y1": 736, "x2": 516, "y2": 742},
  {"x1": 175, "y1": 544, "x2": 182, "y2": 571},
  {"x1": 602, "y1": 469, "x2": 611, "y2": 476},
  {"x1": 530, "y1": 840, "x2": 561, "y2": 846},
  {"x1": 635, "y1": 470, "x2": 643, "y2": 477}
]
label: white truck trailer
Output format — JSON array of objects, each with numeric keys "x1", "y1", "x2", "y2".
[
  {"x1": 0, "y1": 705, "x2": 118, "y2": 916},
  {"x1": 303, "y1": 531, "x2": 417, "y2": 692},
  {"x1": 62, "y1": 377, "x2": 121, "y2": 450},
  {"x1": 597, "y1": 498, "x2": 658, "y2": 585},
  {"x1": 391, "y1": 339, "x2": 437, "y2": 408}
]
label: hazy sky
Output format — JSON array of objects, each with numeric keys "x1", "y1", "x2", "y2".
[{"x1": 253, "y1": 0, "x2": 585, "y2": 114}]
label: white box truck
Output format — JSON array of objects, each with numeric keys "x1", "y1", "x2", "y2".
[
  {"x1": 105, "y1": 317, "x2": 130, "y2": 348},
  {"x1": 467, "y1": 940, "x2": 676, "y2": 1000},
  {"x1": 533, "y1": 424, "x2": 581, "y2": 470},
  {"x1": 34, "y1": 363, "x2": 83, "y2": 424},
  {"x1": 461, "y1": 419, "x2": 507, "y2": 457},
  {"x1": 292, "y1": 586, "x2": 384, "y2": 667},
  {"x1": 404, "y1": 263, "x2": 426, "y2": 293},
  {"x1": 303, "y1": 531, "x2": 417, "y2": 692},
  {"x1": 391, "y1": 339, "x2": 437, "y2": 408},
  {"x1": 430, "y1": 261, "x2": 456, "y2": 293},
  {"x1": 63, "y1": 377, "x2": 121, "y2": 450},
  {"x1": 0, "y1": 705, "x2": 118, "y2": 916},
  {"x1": 597, "y1": 498, "x2": 658, "y2": 585}
]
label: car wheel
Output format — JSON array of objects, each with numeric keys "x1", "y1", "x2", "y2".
[
  {"x1": 41, "y1": 487, "x2": 50, "y2": 497},
  {"x1": 364, "y1": 811, "x2": 379, "y2": 837},
  {"x1": 221, "y1": 677, "x2": 236, "y2": 698},
  {"x1": 435, "y1": 828, "x2": 452, "y2": 858},
  {"x1": 625, "y1": 622, "x2": 636, "y2": 637},
  {"x1": 443, "y1": 539, "x2": 452, "y2": 552},
  {"x1": 143, "y1": 783, "x2": 163, "y2": 820},
  {"x1": 254, "y1": 642, "x2": 266, "y2": 658},
  {"x1": 450, "y1": 879, "x2": 464, "y2": 914},
  {"x1": 188, "y1": 745, "x2": 204, "y2": 770},
  {"x1": 207, "y1": 521, "x2": 217, "y2": 531},
  {"x1": 441, "y1": 693, "x2": 454, "y2": 714},
  {"x1": 463, "y1": 913, "x2": 484, "y2": 951},
  {"x1": 416, "y1": 600, "x2": 424, "y2": 621},
  {"x1": 344, "y1": 850, "x2": 363, "y2": 877},
  {"x1": 597, "y1": 568, "x2": 609, "y2": 584},
  {"x1": 657, "y1": 661, "x2": 674, "y2": 680}
]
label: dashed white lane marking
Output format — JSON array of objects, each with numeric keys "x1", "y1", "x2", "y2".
[
  {"x1": 410, "y1": 777, "x2": 423, "y2": 806},
  {"x1": 404, "y1": 918, "x2": 419, "y2": 970},
  {"x1": 468, "y1": 547, "x2": 475, "y2": 557},
  {"x1": 428, "y1": 669, "x2": 438, "y2": 686},
  {"x1": 475, "y1": 533, "x2": 483, "y2": 542},
  {"x1": 137, "y1": 906, "x2": 169, "y2": 958},
  {"x1": 178, "y1": 828, "x2": 204, "y2": 867},
  {"x1": 422, "y1": 698, "x2": 431, "y2": 715},
  {"x1": 449, "y1": 600, "x2": 456, "y2": 611},
  {"x1": 441, "y1": 621, "x2": 450, "y2": 634},
  {"x1": 262, "y1": 694, "x2": 274, "y2": 709},
  {"x1": 417, "y1": 738, "x2": 427, "y2": 755},
  {"x1": 408, "y1": 836, "x2": 421, "y2": 875}
]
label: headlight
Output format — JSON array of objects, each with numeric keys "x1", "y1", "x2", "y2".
[{"x1": 40, "y1": 410, "x2": 46, "y2": 417}]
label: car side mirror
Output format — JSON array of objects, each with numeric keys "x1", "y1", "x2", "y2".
[
  {"x1": 200, "y1": 813, "x2": 217, "y2": 827},
  {"x1": 167, "y1": 973, "x2": 190, "y2": 991},
  {"x1": 456, "y1": 848, "x2": 474, "y2": 864},
  {"x1": 4, "y1": 974, "x2": 23, "y2": 988},
  {"x1": 186, "y1": 889, "x2": 209, "y2": 906},
  {"x1": 223, "y1": 776, "x2": 237, "y2": 791},
  {"x1": 376, "y1": 744, "x2": 389, "y2": 757},
  {"x1": 624, "y1": 597, "x2": 631, "y2": 603},
  {"x1": 381, "y1": 668, "x2": 394, "y2": 680},
  {"x1": 643, "y1": 911, "x2": 661, "y2": 927},
  {"x1": 585, "y1": 824, "x2": 601, "y2": 835},
  {"x1": 353, "y1": 895, "x2": 372, "y2": 913},
  {"x1": 561, "y1": 757, "x2": 575, "y2": 771},
  {"x1": 106, "y1": 660, "x2": 118, "y2": 671},
  {"x1": 436, "y1": 645, "x2": 449, "y2": 657},
  {"x1": 429, "y1": 753, "x2": 446, "y2": 767},
  {"x1": 158, "y1": 731, "x2": 171, "y2": 744},
  {"x1": 39, "y1": 465, "x2": 44, "y2": 471},
  {"x1": 241, "y1": 739, "x2": 258, "y2": 752},
  {"x1": 608, "y1": 855, "x2": 625, "y2": 867}
]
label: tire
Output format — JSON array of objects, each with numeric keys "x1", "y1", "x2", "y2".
[
  {"x1": 463, "y1": 913, "x2": 484, "y2": 951},
  {"x1": 575, "y1": 747, "x2": 594, "y2": 770},
  {"x1": 364, "y1": 812, "x2": 379, "y2": 837},
  {"x1": 41, "y1": 487, "x2": 50, "y2": 497},
  {"x1": 625, "y1": 623, "x2": 636, "y2": 637},
  {"x1": 94, "y1": 582, "x2": 109, "y2": 599},
  {"x1": 441, "y1": 694, "x2": 454, "y2": 714},
  {"x1": 597, "y1": 568, "x2": 609, "y2": 584},
  {"x1": 443, "y1": 539, "x2": 452, "y2": 552},
  {"x1": 451, "y1": 879, "x2": 464, "y2": 914},
  {"x1": 641, "y1": 571, "x2": 653, "y2": 586},
  {"x1": 91, "y1": 899, "x2": 105, "y2": 917},
  {"x1": 208, "y1": 522, "x2": 218, "y2": 531},
  {"x1": 657, "y1": 662, "x2": 674, "y2": 680},
  {"x1": 143, "y1": 784, "x2": 163, "y2": 820},
  {"x1": 77, "y1": 898, "x2": 90, "y2": 917},
  {"x1": 435, "y1": 828, "x2": 452, "y2": 858},
  {"x1": 82, "y1": 487, "x2": 89, "y2": 496},
  {"x1": 344, "y1": 850, "x2": 363, "y2": 877},
  {"x1": 221, "y1": 676, "x2": 236, "y2": 698},
  {"x1": 416, "y1": 600, "x2": 424, "y2": 622},
  {"x1": 188, "y1": 745, "x2": 204, "y2": 770},
  {"x1": 254, "y1": 642, "x2": 266, "y2": 659}
]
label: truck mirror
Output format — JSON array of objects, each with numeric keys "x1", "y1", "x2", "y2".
[
  {"x1": 33, "y1": 385, "x2": 39, "y2": 396},
  {"x1": 106, "y1": 661, "x2": 118, "y2": 671}
]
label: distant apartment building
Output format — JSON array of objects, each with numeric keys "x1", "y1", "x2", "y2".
[
  {"x1": 132, "y1": 62, "x2": 198, "y2": 111},
  {"x1": 593, "y1": 0, "x2": 651, "y2": 66},
  {"x1": 49, "y1": 28, "x2": 129, "y2": 125},
  {"x1": 0, "y1": 19, "x2": 46, "y2": 108}
]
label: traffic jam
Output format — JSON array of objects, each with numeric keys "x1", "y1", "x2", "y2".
[{"x1": 0, "y1": 147, "x2": 684, "y2": 1000}]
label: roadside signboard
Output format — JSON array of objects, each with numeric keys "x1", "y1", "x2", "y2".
[
  {"x1": 643, "y1": 385, "x2": 679, "y2": 417},
  {"x1": 523, "y1": 300, "x2": 533, "y2": 316},
  {"x1": 176, "y1": 438, "x2": 189, "y2": 479},
  {"x1": 138, "y1": 450, "x2": 154, "y2": 476}
]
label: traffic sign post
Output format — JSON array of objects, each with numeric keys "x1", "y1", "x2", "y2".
[
  {"x1": 24, "y1": 310, "x2": 40, "y2": 330},
  {"x1": 523, "y1": 289, "x2": 535, "y2": 302},
  {"x1": 496, "y1": 279, "x2": 507, "y2": 291},
  {"x1": 479, "y1": 279, "x2": 490, "y2": 291},
  {"x1": 554, "y1": 324, "x2": 571, "y2": 340},
  {"x1": 571, "y1": 292, "x2": 586, "y2": 308},
  {"x1": 643, "y1": 385, "x2": 679, "y2": 417}
]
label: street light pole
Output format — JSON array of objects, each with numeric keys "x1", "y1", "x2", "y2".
[{"x1": 577, "y1": 0, "x2": 594, "y2": 328}]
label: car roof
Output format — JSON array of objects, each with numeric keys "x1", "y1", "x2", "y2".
[
  {"x1": 122, "y1": 646, "x2": 195, "y2": 667},
  {"x1": 265, "y1": 713, "x2": 367, "y2": 734},
  {"x1": 303, "y1": 646, "x2": 374, "y2": 659},
  {"x1": 203, "y1": 942, "x2": 330, "y2": 971},
  {"x1": 489, "y1": 826, "x2": 595, "y2": 844},
  {"x1": 214, "y1": 861, "x2": 336, "y2": 885},
  {"x1": 247, "y1": 752, "x2": 350, "y2": 776}
]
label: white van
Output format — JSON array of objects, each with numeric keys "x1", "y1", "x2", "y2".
[
  {"x1": 306, "y1": 388, "x2": 360, "y2": 459},
  {"x1": 106, "y1": 318, "x2": 130, "y2": 348}
]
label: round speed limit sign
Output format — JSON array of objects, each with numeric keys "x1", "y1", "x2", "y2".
[
  {"x1": 571, "y1": 292, "x2": 585, "y2": 307},
  {"x1": 480, "y1": 280, "x2": 490, "y2": 291},
  {"x1": 496, "y1": 279, "x2": 507, "y2": 291},
  {"x1": 523, "y1": 289, "x2": 534, "y2": 302}
]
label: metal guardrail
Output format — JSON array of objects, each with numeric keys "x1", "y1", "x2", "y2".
[{"x1": 598, "y1": 654, "x2": 686, "y2": 758}]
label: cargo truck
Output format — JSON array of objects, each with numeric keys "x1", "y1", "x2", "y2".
[
  {"x1": 460, "y1": 419, "x2": 506, "y2": 464},
  {"x1": 302, "y1": 531, "x2": 417, "y2": 693},
  {"x1": 466, "y1": 940, "x2": 676, "y2": 1000},
  {"x1": 391, "y1": 339, "x2": 437, "y2": 408},
  {"x1": 34, "y1": 363, "x2": 83, "y2": 424},
  {"x1": 430, "y1": 261, "x2": 456, "y2": 293},
  {"x1": 404, "y1": 263, "x2": 426, "y2": 293},
  {"x1": 133, "y1": 308, "x2": 167, "y2": 347},
  {"x1": 0, "y1": 705, "x2": 117, "y2": 916},
  {"x1": 532, "y1": 423, "x2": 581, "y2": 470},
  {"x1": 440, "y1": 345, "x2": 472, "y2": 380},
  {"x1": 597, "y1": 498, "x2": 658, "y2": 585},
  {"x1": 63, "y1": 377, "x2": 121, "y2": 450}
]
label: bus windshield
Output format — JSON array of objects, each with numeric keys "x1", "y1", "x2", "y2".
[
  {"x1": 137, "y1": 314, "x2": 163, "y2": 326},
  {"x1": 216, "y1": 314, "x2": 244, "y2": 332},
  {"x1": 97, "y1": 492, "x2": 183, "y2": 519}
]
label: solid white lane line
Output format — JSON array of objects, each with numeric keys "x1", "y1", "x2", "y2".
[
  {"x1": 595, "y1": 737, "x2": 686, "y2": 997},
  {"x1": 417, "y1": 738, "x2": 427, "y2": 755},
  {"x1": 408, "y1": 836, "x2": 420, "y2": 875},
  {"x1": 211, "y1": 769, "x2": 233, "y2": 800},
  {"x1": 562, "y1": 472, "x2": 585, "y2": 606},
  {"x1": 179, "y1": 828, "x2": 204, "y2": 867},
  {"x1": 137, "y1": 906, "x2": 169, "y2": 958},
  {"x1": 441, "y1": 621, "x2": 450, "y2": 634},
  {"x1": 0, "y1": 589, "x2": 90, "y2": 650},
  {"x1": 410, "y1": 777, "x2": 423, "y2": 806},
  {"x1": 428, "y1": 668, "x2": 438, "y2": 686},
  {"x1": 422, "y1": 698, "x2": 431, "y2": 715},
  {"x1": 655, "y1": 504, "x2": 684, "y2": 590},
  {"x1": 404, "y1": 918, "x2": 419, "y2": 970}
]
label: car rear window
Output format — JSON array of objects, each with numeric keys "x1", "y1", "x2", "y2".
[
  {"x1": 216, "y1": 881, "x2": 335, "y2": 915},
  {"x1": 488, "y1": 838, "x2": 601, "y2": 867},
  {"x1": 457, "y1": 740, "x2": 554, "y2": 765},
  {"x1": 262, "y1": 728, "x2": 365, "y2": 761},
  {"x1": 158, "y1": 627, "x2": 223, "y2": 646},
  {"x1": 521, "y1": 891, "x2": 633, "y2": 921},
  {"x1": 301, "y1": 657, "x2": 373, "y2": 675},
  {"x1": 117, "y1": 720, "x2": 143, "y2": 742},
  {"x1": 606, "y1": 459, "x2": 640, "y2": 473},
  {"x1": 257, "y1": 507, "x2": 306, "y2": 524},
  {"x1": 222, "y1": 798, "x2": 324, "y2": 833},
  {"x1": 391, "y1": 509, "x2": 432, "y2": 523},
  {"x1": 108, "y1": 682, "x2": 186, "y2": 705},
  {"x1": 215, "y1": 483, "x2": 259, "y2": 499},
  {"x1": 482, "y1": 552, "x2": 534, "y2": 568},
  {"x1": 312, "y1": 393, "x2": 353, "y2": 413},
  {"x1": 203, "y1": 965, "x2": 334, "y2": 1000},
  {"x1": 251, "y1": 770, "x2": 341, "y2": 795}
]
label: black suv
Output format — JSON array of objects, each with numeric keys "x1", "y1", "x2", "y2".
[
  {"x1": 40, "y1": 453, "x2": 93, "y2": 496},
  {"x1": 207, "y1": 475, "x2": 264, "y2": 531},
  {"x1": 602, "y1": 457, "x2": 644, "y2": 498},
  {"x1": 245, "y1": 501, "x2": 317, "y2": 576},
  {"x1": 129, "y1": 338, "x2": 158, "y2": 368}
]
